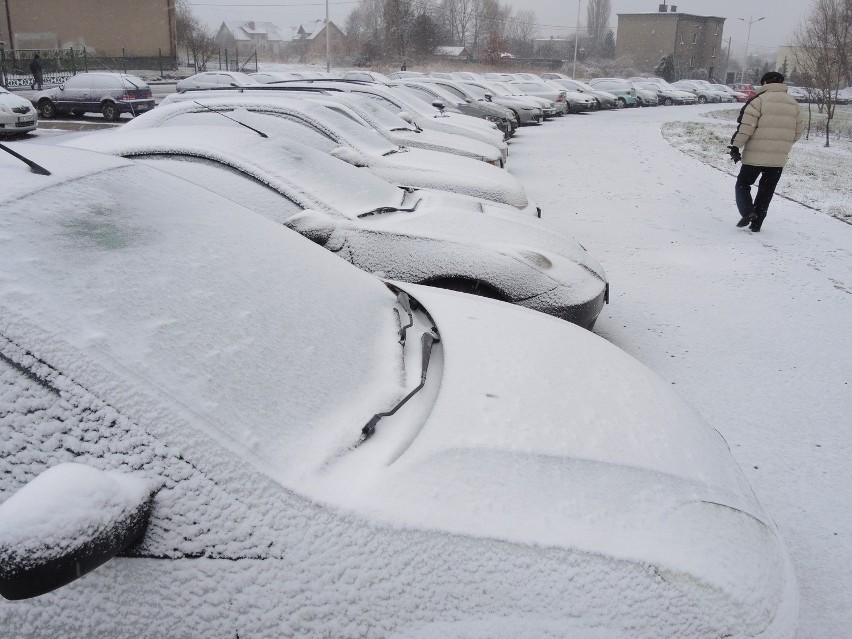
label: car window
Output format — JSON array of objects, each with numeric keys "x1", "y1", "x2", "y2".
[
  {"x1": 340, "y1": 96, "x2": 416, "y2": 131},
  {"x1": 462, "y1": 83, "x2": 490, "y2": 99},
  {"x1": 135, "y1": 156, "x2": 304, "y2": 223},
  {"x1": 438, "y1": 84, "x2": 469, "y2": 100},
  {"x1": 63, "y1": 75, "x2": 89, "y2": 89}
]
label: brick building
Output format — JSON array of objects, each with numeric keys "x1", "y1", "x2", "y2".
[
  {"x1": 0, "y1": 0, "x2": 175, "y2": 59},
  {"x1": 290, "y1": 20, "x2": 347, "y2": 57},
  {"x1": 616, "y1": 5, "x2": 725, "y2": 79}
]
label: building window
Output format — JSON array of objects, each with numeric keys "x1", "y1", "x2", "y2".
[
  {"x1": 712, "y1": 46, "x2": 716, "y2": 57},
  {"x1": 692, "y1": 34, "x2": 698, "y2": 44},
  {"x1": 690, "y1": 56, "x2": 695, "y2": 68},
  {"x1": 680, "y1": 34, "x2": 685, "y2": 44}
]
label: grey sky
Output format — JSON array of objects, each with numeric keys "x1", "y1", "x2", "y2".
[{"x1": 191, "y1": 0, "x2": 809, "y2": 52}]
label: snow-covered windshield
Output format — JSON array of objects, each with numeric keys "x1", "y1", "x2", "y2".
[
  {"x1": 0, "y1": 158, "x2": 404, "y2": 481},
  {"x1": 388, "y1": 85, "x2": 442, "y2": 112},
  {"x1": 461, "y1": 83, "x2": 490, "y2": 99},
  {"x1": 336, "y1": 95, "x2": 417, "y2": 131},
  {"x1": 404, "y1": 82, "x2": 466, "y2": 106}
]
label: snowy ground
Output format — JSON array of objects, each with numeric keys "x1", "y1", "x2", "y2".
[
  {"x1": 507, "y1": 104, "x2": 852, "y2": 638},
  {"x1": 662, "y1": 105, "x2": 852, "y2": 223}
]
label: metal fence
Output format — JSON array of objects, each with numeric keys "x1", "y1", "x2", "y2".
[{"x1": 0, "y1": 46, "x2": 177, "y2": 88}]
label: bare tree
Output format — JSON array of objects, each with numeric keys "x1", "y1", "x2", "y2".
[
  {"x1": 586, "y1": 0, "x2": 611, "y2": 56},
  {"x1": 175, "y1": 0, "x2": 216, "y2": 71},
  {"x1": 793, "y1": 0, "x2": 852, "y2": 147},
  {"x1": 506, "y1": 10, "x2": 538, "y2": 58}
]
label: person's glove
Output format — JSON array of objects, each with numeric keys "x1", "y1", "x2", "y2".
[{"x1": 728, "y1": 145, "x2": 741, "y2": 164}]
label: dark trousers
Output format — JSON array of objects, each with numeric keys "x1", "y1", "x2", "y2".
[{"x1": 735, "y1": 164, "x2": 783, "y2": 227}]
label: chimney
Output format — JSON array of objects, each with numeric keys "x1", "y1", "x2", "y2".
[
  {"x1": 670, "y1": 5, "x2": 677, "y2": 11},
  {"x1": 659, "y1": 3, "x2": 668, "y2": 12}
]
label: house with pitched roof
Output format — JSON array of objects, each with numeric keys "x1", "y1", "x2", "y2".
[
  {"x1": 216, "y1": 21, "x2": 286, "y2": 57},
  {"x1": 289, "y1": 20, "x2": 347, "y2": 57}
]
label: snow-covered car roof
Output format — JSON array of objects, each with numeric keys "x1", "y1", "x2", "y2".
[{"x1": 64, "y1": 124, "x2": 406, "y2": 219}]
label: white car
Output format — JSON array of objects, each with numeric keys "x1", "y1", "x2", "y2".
[
  {"x1": 65, "y1": 125, "x2": 606, "y2": 326},
  {"x1": 121, "y1": 96, "x2": 534, "y2": 214},
  {"x1": 175, "y1": 71, "x2": 260, "y2": 93},
  {"x1": 0, "y1": 86, "x2": 37, "y2": 135},
  {"x1": 0, "y1": 141, "x2": 797, "y2": 638}
]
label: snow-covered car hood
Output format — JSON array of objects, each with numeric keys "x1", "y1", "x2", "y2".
[
  {"x1": 308, "y1": 283, "x2": 797, "y2": 637},
  {"x1": 1, "y1": 88, "x2": 36, "y2": 112}
]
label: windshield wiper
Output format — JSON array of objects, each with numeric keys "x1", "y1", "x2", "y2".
[
  {"x1": 382, "y1": 147, "x2": 409, "y2": 156},
  {"x1": 357, "y1": 195, "x2": 420, "y2": 218},
  {"x1": 192, "y1": 101, "x2": 268, "y2": 138},
  {"x1": 0, "y1": 143, "x2": 51, "y2": 175}
]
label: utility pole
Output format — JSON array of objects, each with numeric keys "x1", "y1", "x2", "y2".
[
  {"x1": 724, "y1": 36, "x2": 732, "y2": 84},
  {"x1": 738, "y1": 16, "x2": 765, "y2": 84},
  {"x1": 572, "y1": 0, "x2": 581, "y2": 79},
  {"x1": 325, "y1": 0, "x2": 330, "y2": 73}
]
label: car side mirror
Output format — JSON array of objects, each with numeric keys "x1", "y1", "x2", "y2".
[
  {"x1": 330, "y1": 146, "x2": 369, "y2": 168},
  {"x1": 483, "y1": 93, "x2": 492, "y2": 101},
  {"x1": 0, "y1": 463, "x2": 154, "y2": 600},
  {"x1": 284, "y1": 208, "x2": 338, "y2": 246},
  {"x1": 59, "y1": 85, "x2": 64, "y2": 91},
  {"x1": 465, "y1": 98, "x2": 472, "y2": 103},
  {"x1": 397, "y1": 111, "x2": 415, "y2": 124},
  {"x1": 431, "y1": 100, "x2": 445, "y2": 113}
]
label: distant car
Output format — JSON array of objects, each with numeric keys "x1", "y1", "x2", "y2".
[
  {"x1": 385, "y1": 71, "x2": 425, "y2": 79},
  {"x1": 709, "y1": 84, "x2": 747, "y2": 102},
  {"x1": 459, "y1": 80, "x2": 544, "y2": 124},
  {"x1": 587, "y1": 79, "x2": 639, "y2": 108},
  {"x1": 730, "y1": 83, "x2": 758, "y2": 100},
  {"x1": 547, "y1": 78, "x2": 619, "y2": 110},
  {"x1": 787, "y1": 86, "x2": 811, "y2": 103},
  {"x1": 248, "y1": 71, "x2": 302, "y2": 83},
  {"x1": 510, "y1": 80, "x2": 571, "y2": 115},
  {"x1": 343, "y1": 70, "x2": 391, "y2": 84},
  {"x1": 0, "y1": 141, "x2": 797, "y2": 639},
  {"x1": 670, "y1": 80, "x2": 722, "y2": 103},
  {"x1": 0, "y1": 86, "x2": 37, "y2": 135},
  {"x1": 635, "y1": 82, "x2": 697, "y2": 106},
  {"x1": 176, "y1": 71, "x2": 260, "y2": 93},
  {"x1": 31, "y1": 72, "x2": 154, "y2": 121}
]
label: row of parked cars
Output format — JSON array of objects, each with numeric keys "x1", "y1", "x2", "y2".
[{"x1": 0, "y1": 70, "x2": 797, "y2": 637}]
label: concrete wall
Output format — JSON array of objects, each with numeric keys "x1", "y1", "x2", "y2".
[
  {"x1": 616, "y1": 12, "x2": 725, "y2": 78},
  {"x1": 1, "y1": 0, "x2": 175, "y2": 57}
]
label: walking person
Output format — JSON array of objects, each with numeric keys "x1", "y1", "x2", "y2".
[
  {"x1": 29, "y1": 54, "x2": 43, "y2": 91},
  {"x1": 728, "y1": 71, "x2": 804, "y2": 232}
]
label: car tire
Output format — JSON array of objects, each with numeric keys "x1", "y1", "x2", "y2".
[
  {"x1": 421, "y1": 277, "x2": 506, "y2": 301},
  {"x1": 698, "y1": 95, "x2": 708, "y2": 104},
  {"x1": 664, "y1": 98, "x2": 674, "y2": 106},
  {"x1": 616, "y1": 97, "x2": 626, "y2": 109},
  {"x1": 101, "y1": 101, "x2": 120, "y2": 122},
  {"x1": 38, "y1": 99, "x2": 57, "y2": 119}
]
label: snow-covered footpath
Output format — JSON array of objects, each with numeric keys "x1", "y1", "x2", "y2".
[{"x1": 507, "y1": 104, "x2": 852, "y2": 638}]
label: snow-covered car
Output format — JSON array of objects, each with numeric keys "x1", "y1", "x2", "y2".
[
  {"x1": 711, "y1": 84, "x2": 748, "y2": 102},
  {"x1": 510, "y1": 80, "x2": 571, "y2": 115},
  {"x1": 0, "y1": 86, "x2": 37, "y2": 135},
  {"x1": 31, "y1": 72, "x2": 154, "y2": 121},
  {"x1": 689, "y1": 80, "x2": 735, "y2": 102},
  {"x1": 548, "y1": 78, "x2": 619, "y2": 110},
  {"x1": 402, "y1": 78, "x2": 518, "y2": 133},
  {"x1": 385, "y1": 70, "x2": 426, "y2": 79},
  {"x1": 65, "y1": 125, "x2": 603, "y2": 325},
  {"x1": 671, "y1": 80, "x2": 723, "y2": 103},
  {"x1": 636, "y1": 82, "x2": 697, "y2": 106},
  {"x1": 459, "y1": 80, "x2": 544, "y2": 124},
  {"x1": 248, "y1": 71, "x2": 302, "y2": 83},
  {"x1": 588, "y1": 78, "x2": 639, "y2": 107},
  {"x1": 162, "y1": 88, "x2": 506, "y2": 167},
  {"x1": 343, "y1": 70, "x2": 391, "y2": 84},
  {"x1": 175, "y1": 71, "x2": 260, "y2": 92},
  {"x1": 120, "y1": 96, "x2": 534, "y2": 213},
  {"x1": 248, "y1": 80, "x2": 509, "y2": 157},
  {"x1": 0, "y1": 141, "x2": 798, "y2": 638}
]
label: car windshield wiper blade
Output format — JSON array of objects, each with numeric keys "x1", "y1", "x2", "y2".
[
  {"x1": 192, "y1": 101, "x2": 268, "y2": 138},
  {"x1": 357, "y1": 194, "x2": 420, "y2": 218},
  {"x1": 0, "y1": 143, "x2": 51, "y2": 175}
]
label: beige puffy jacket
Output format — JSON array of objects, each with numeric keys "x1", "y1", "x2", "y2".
[{"x1": 731, "y1": 83, "x2": 804, "y2": 167}]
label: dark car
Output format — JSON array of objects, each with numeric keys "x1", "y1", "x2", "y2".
[{"x1": 31, "y1": 72, "x2": 155, "y2": 121}]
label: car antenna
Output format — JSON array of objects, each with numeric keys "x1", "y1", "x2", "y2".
[
  {"x1": 0, "y1": 143, "x2": 51, "y2": 175},
  {"x1": 192, "y1": 101, "x2": 268, "y2": 138}
]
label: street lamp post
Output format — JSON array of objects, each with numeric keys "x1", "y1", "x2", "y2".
[
  {"x1": 738, "y1": 16, "x2": 765, "y2": 84},
  {"x1": 325, "y1": 0, "x2": 330, "y2": 73},
  {"x1": 572, "y1": 1, "x2": 581, "y2": 79}
]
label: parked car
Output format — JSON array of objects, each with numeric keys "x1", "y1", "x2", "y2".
[
  {"x1": 459, "y1": 80, "x2": 544, "y2": 124},
  {"x1": 405, "y1": 78, "x2": 518, "y2": 132},
  {"x1": 0, "y1": 140, "x2": 799, "y2": 638},
  {"x1": 31, "y1": 72, "x2": 154, "y2": 121},
  {"x1": 66, "y1": 125, "x2": 606, "y2": 326},
  {"x1": 635, "y1": 81, "x2": 697, "y2": 106},
  {"x1": 0, "y1": 86, "x2": 37, "y2": 135},
  {"x1": 628, "y1": 81, "x2": 660, "y2": 107},
  {"x1": 547, "y1": 78, "x2": 619, "y2": 110},
  {"x1": 787, "y1": 86, "x2": 811, "y2": 103},
  {"x1": 670, "y1": 80, "x2": 723, "y2": 103},
  {"x1": 122, "y1": 96, "x2": 533, "y2": 213},
  {"x1": 710, "y1": 83, "x2": 748, "y2": 102},
  {"x1": 730, "y1": 83, "x2": 758, "y2": 99},
  {"x1": 689, "y1": 80, "x2": 735, "y2": 102},
  {"x1": 510, "y1": 80, "x2": 571, "y2": 115},
  {"x1": 248, "y1": 71, "x2": 302, "y2": 83},
  {"x1": 176, "y1": 71, "x2": 260, "y2": 93},
  {"x1": 385, "y1": 70, "x2": 425, "y2": 79},
  {"x1": 484, "y1": 81, "x2": 558, "y2": 118},
  {"x1": 343, "y1": 70, "x2": 391, "y2": 84},
  {"x1": 587, "y1": 78, "x2": 639, "y2": 107}
]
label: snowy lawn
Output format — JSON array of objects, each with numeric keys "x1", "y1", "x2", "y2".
[
  {"x1": 661, "y1": 105, "x2": 852, "y2": 223},
  {"x1": 507, "y1": 103, "x2": 852, "y2": 639}
]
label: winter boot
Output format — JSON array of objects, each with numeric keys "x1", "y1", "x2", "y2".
[{"x1": 737, "y1": 213, "x2": 755, "y2": 228}]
